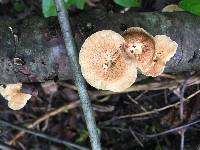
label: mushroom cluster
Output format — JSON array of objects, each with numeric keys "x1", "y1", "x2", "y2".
[
  {"x1": 0, "y1": 83, "x2": 32, "y2": 110},
  {"x1": 79, "y1": 27, "x2": 178, "y2": 92}
]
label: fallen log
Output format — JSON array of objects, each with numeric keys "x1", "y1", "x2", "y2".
[{"x1": 0, "y1": 10, "x2": 200, "y2": 84}]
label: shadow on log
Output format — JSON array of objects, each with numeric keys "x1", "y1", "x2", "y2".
[{"x1": 0, "y1": 10, "x2": 200, "y2": 84}]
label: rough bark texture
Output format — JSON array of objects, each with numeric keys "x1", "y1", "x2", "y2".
[{"x1": 0, "y1": 10, "x2": 200, "y2": 84}]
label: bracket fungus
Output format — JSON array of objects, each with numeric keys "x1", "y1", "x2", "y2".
[
  {"x1": 79, "y1": 28, "x2": 178, "y2": 92},
  {"x1": 0, "y1": 83, "x2": 32, "y2": 110},
  {"x1": 79, "y1": 30, "x2": 137, "y2": 92}
]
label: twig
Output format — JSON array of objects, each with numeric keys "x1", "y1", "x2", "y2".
[
  {"x1": 9, "y1": 101, "x2": 80, "y2": 145},
  {"x1": 16, "y1": 142, "x2": 25, "y2": 150},
  {"x1": 0, "y1": 141, "x2": 18, "y2": 150},
  {"x1": 164, "y1": 89, "x2": 168, "y2": 104},
  {"x1": 99, "y1": 89, "x2": 200, "y2": 126},
  {"x1": 134, "y1": 91, "x2": 148, "y2": 101},
  {"x1": 180, "y1": 131, "x2": 185, "y2": 150},
  {"x1": 9, "y1": 100, "x2": 112, "y2": 144},
  {"x1": 54, "y1": 1, "x2": 102, "y2": 150},
  {"x1": 110, "y1": 89, "x2": 200, "y2": 119},
  {"x1": 86, "y1": 0, "x2": 99, "y2": 7},
  {"x1": 60, "y1": 75, "x2": 199, "y2": 98},
  {"x1": 9, "y1": 75, "x2": 199, "y2": 147},
  {"x1": 160, "y1": 73, "x2": 176, "y2": 79},
  {"x1": 0, "y1": 119, "x2": 89, "y2": 150},
  {"x1": 93, "y1": 75, "x2": 200, "y2": 98},
  {"x1": 58, "y1": 82, "x2": 77, "y2": 91},
  {"x1": 129, "y1": 127, "x2": 144, "y2": 147},
  {"x1": 179, "y1": 83, "x2": 186, "y2": 121},
  {"x1": 173, "y1": 82, "x2": 187, "y2": 150},
  {"x1": 179, "y1": 83, "x2": 186, "y2": 150},
  {"x1": 197, "y1": 144, "x2": 200, "y2": 150},
  {"x1": 127, "y1": 93, "x2": 147, "y2": 112},
  {"x1": 179, "y1": 84, "x2": 186, "y2": 150},
  {"x1": 99, "y1": 116, "x2": 152, "y2": 127},
  {"x1": 102, "y1": 119, "x2": 200, "y2": 138},
  {"x1": 137, "y1": 119, "x2": 200, "y2": 138},
  {"x1": 92, "y1": 104, "x2": 114, "y2": 112}
]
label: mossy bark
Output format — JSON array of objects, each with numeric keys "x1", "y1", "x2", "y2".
[{"x1": 0, "y1": 11, "x2": 200, "y2": 84}]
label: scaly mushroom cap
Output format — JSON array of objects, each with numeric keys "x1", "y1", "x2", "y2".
[
  {"x1": 122, "y1": 27, "x2": 155, "y2": 73},
  {"x1": 79, "y1": 30, "x2": 137, "y2": 92},
  {"x1": 143, "y1": 35, "x2": 178, "y2": 77},
  {"x1": 0, "y1": 83, "x2": 31, "y2": 110}
]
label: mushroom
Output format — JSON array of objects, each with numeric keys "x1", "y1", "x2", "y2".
[
  {"x1": 122, "y1": 27, "x2": 156, "y2": 73},
  {"x1": 79, "y1": 29, "x2": 178, "y2": 91},
  {"x1": 144, "y1": 35, "x2": 178, "y2": 77},
  {"x1": 122, "y1": 27, "x2": 178, "y2": 77},
  {"x1": 162, "y1": 4, "x2": 184, "y2": 12},
  {"x1": 79, "y1": 30, "x2": 137, "y2": 92},
  {"x1": 0, "y1": 83, "x2": 32, "y2": 110}
]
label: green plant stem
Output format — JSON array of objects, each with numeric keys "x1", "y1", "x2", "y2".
[{"x1": 54, "y1": 0, "x2": 102, "y2": 150}]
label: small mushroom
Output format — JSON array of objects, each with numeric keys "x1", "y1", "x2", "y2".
[
  {"x1": 79, "y1": 30, "x2": 137, "y2": 92},
  {"x1": 143, "y1": 35, "x2": 178, "y2": 77},
  {"x1": 0, "y1": 83, "x2": 31, "y2": 110},
  {"x1": 162, "y1": 4, "x2": 184, "y2": 12},
  {"x1": 122, "y1": 27, "x2": 178, "y2": 77},
  {"x1": 122, "y1": 27, "x2": 156, "y2": 73}
]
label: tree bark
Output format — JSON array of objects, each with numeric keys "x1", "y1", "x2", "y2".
[{"x1": 0, "y1": 10, "x2": 200, "y2": 84}]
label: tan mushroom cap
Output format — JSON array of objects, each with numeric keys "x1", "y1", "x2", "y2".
[
  {"x1": 79, "y1": 30, "x2": 137, "y2": 92},
  {"x1": 122, "y1": 27, "x2": 155, "y2": 73},
  {"x1": 0, "y1": 83, "x2": 31, "y2": 110},
  {"x1": 162, "y1": 4, "x2": 184, "y2": 12},
  {"x1": 143, "y1": 35, "x2": 178, "y2": 77}
]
